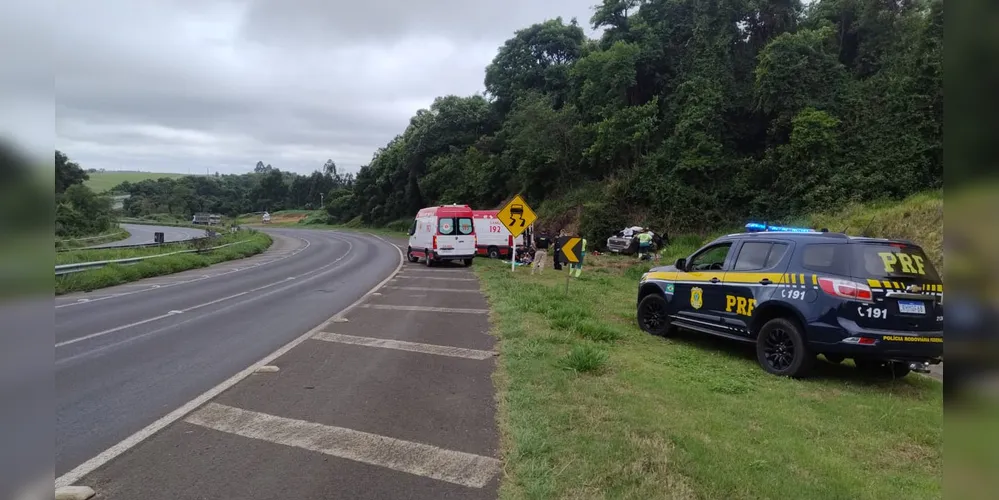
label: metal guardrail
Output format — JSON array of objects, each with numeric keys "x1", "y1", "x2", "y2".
[
  {"x1": 55, "y1": 231, "x2": 226, "y2": 253},
  {"x1": 54, "y1": 240, "x2": 247, "y2": 276}
]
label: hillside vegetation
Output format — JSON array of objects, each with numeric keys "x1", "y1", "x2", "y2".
[
  {"x1": 322, "y1": 0, "x2": 942, "y2": 242},
  {"x1": 84, "y1": 171, "x2": 190, "y2": 193}
]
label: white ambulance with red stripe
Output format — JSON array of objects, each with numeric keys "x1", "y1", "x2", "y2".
[
  {"x1": 406, "y1": 205, "x2": 476, "y2": 267},
  {"x1": 472, "y1": 210, "x2": 526, "y2": 259}
]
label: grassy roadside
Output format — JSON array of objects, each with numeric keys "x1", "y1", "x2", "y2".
[
  {"x1": 55, "y1": 230, "x2": 272, "y2": 295},
  {"x1": 55, "y1": 228, "x2": 130, "y2": 251},
  {"x1": 475, "y1": 255, "x2": 942, "y2": 500}
]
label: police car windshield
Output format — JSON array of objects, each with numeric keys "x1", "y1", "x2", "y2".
[{"x1": 855, "y1": 242, "x2": 940, "y2": 281}]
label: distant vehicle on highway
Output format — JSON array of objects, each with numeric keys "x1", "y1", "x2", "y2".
[
  {"x1": 636, "y1": 224, "x2": 943, "y2": 378},
  {"x1": 262, "y1": 211, "x2": 271, "y2": 223},
  {"x1": 407, "y1": 205, "x2": 476, "y2": 267},
  {"x1": 192, "y1": 213, "x2": 222, "y2": 225},
  {"x1": 472, "y1": 210, "x2": 529, "y2": 259}
]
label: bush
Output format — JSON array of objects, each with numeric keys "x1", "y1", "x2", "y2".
[{"x1": 560, "y1": 343, "x2": 608, "y2": 373}]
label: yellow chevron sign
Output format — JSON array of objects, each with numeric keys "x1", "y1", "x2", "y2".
[{"x1": 559, "y1": 236, "x2": 582, "y2": 263}]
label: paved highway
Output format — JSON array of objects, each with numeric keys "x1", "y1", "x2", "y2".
[
  {"x1": 88, "y1": 223, "x2": 204, "y2": 248},
  {"x1": 55, "y1": 228, "x2": 400, "y2": 476}
]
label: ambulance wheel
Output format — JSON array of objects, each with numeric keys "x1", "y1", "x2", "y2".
[
  {"x1": 487, "y1": 246, "x2": 500, "y2": 259},
  {"x1": 407, "y1": 247, "x2": 419, "y2": 263},
  {"x1": 463, "y1": 258, "x2": 473, "y2": 267},
  {"x1": 424, "y1": 249, "x2": 434, "y2": 267}
]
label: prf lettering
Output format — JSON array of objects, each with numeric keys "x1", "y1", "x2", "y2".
[
  {"x1": 878, "y1": 252, "x2": 926, "y2": 275},
  {"x1": 726, "y1": 295, "x2": 756, "y2": 317}
]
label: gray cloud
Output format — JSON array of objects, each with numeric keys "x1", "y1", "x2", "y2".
[{"x1": 53, "y1": 0, "x2": 599, "y2": 174}]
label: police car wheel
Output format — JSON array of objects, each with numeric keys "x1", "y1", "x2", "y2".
[
  {"x1": 756, "y1": 318, "x2": 813, "y2": 378},
  {"x1": 637, "y1": 294, "x2": 674, "y2": 337}
]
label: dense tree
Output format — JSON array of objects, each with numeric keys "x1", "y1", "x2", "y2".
[
  {"x1": 55, "y1": 150, "x2": 89, "y2": 194},
  {"x1": 329, "y1": 0, "x2": 942, "y2": 240}
]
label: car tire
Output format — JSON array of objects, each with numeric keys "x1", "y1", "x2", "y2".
[
  {"x1": 487, "y1": 246, "x2": 500, "y2": 259},
  {"x1": 407, "y1": 247, "x2": 419, "y2": 263},
  {"x1": 424, "y1": 249, "x2": 434, "y2": 267},
  {"x1": 463, "y1": 258, "x2": 473, "y2": 267},
  {"x1": 756, "y1": 317, "x2": 814, "y2": 378},
  {"x1": 637, "y1": 294, "x2": 675, "y2": 337}
]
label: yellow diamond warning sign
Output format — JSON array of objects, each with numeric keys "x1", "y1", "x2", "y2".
[{"x1": 496, "y1": 194, "x2": 536, "y2": 238}]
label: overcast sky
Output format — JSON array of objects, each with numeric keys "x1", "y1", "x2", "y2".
[{"x1": 47, "y1": 0, "x2": 600, "y2": 175}]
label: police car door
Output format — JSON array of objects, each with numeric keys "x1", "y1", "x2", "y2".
[
  {"x1": 720, "y1": 240, "x2": 794, "y2": 338},
  {"x1": 672, "y1": 242, "x2": 735, "y2": 333}
]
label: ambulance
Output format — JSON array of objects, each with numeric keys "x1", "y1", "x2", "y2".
[
  {"x1": 472, "y1": 210, "x2": 527, "y2": 259},
  {"x1": 406, "y1": 204, "x2": 477, "y2": 267}
]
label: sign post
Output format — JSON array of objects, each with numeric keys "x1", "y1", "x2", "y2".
[
  {"x1": 556, "y1": 236, "x2": 583, "y2": 293},
  {"x1": 496, "y1": 194, "x2": 537, "y2": 272}
]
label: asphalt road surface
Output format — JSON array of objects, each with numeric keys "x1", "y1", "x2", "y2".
[
  {"x1": 55, "y1": 228, "x2": 401, "y2": 479},
  {"x1": 88, "y1": 223, "x2": 204, "y2": 248},
  {"x1": 57, "y1": 238, "x2": 500, "y2": 499}
]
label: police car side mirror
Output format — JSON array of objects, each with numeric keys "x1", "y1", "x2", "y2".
[{"x1": 675, "y1": 258, "x2": 686, "y2": 271}]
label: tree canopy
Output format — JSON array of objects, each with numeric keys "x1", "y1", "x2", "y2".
[{"x1": 327, "y1": 0, "x2": 942, "y2": 243}]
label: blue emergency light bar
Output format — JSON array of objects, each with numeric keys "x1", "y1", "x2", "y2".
[{"x1": 745, "y1": 222, "x2": 818, "y2": 233}]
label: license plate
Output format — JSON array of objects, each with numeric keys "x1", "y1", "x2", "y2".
[
  {"x1": 441, "y1": 245, "x2": 454, "y2": 250},
  {"x1": 898, "y1": 300, "x2": 926, "y2": 315}
]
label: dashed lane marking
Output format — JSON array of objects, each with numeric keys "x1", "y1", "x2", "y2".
[
  {"x1": 359, "y1": 304, "x2": 488, "y2": 314},
  {"x1": 184, "y1": 403, "x2": 501, "y2": 489},
  {"x1": 55, "y1": 235, "x2": 313, "y2": 309},
  {"x1": 54, "y1": 233, "x2": 405, "y2": 490},
  {"x1": 312, "y1": 332, "x2": 496, "y2": 360}
]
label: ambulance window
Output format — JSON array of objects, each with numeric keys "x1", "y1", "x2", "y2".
[
  {"x1": 457, "y1": 217, "x2": 473, "y2": 235},
  {"x1": 408, "y1": 219, "x2": 417, "y2": 236},
  {"x1": 438, "y1": 218, "x2": 455, "y2": 235}
]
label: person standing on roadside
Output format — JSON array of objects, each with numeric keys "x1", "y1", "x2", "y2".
[
  {"x1": 532, "y1": 231, "x2": 550, "y2": 275},
  {"x1": 637, "y1": 229, "x2": 653, "y2": 260},
  {"x1": 570, "y1": 237, "x2": 587, "y2": 278}
]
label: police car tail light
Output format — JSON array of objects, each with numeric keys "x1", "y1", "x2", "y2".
[{"x1": 818, "y1": 277, "x2": 873, "y2": 302}]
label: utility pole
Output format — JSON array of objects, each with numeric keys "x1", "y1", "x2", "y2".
[{"x1": 320, "y1": 192, "x2": 324, "y2": 208}]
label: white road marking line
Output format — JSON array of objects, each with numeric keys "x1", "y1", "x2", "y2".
[
  {"x1": 359, "y1": 304, "x2": 488, "y2": 314},
  {"x1": 55, "y1": 237, "x2": 356, "y2": 348},
  {"x1": 312, "y1": 332, "x2": 496, "y2": 360},
  {"x1": 393, "y1": 276, "x2": 477, "y2": 282},
  {"x1": 55, "y1": 234, "x2": 313, "y2": 309},
  {"x1": 185, "y1": 403, "x2": 501, "y2": 489},
  {"x1": 54, "y1": 234, "x2": 405, "y2": 490},
  {"x1": 385, "y1": 286, "x2": 480, "y2": 292}
]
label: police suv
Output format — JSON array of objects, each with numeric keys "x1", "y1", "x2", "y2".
[{"x1": 636, "y1": 224, "x2": 943, "y2": 378}]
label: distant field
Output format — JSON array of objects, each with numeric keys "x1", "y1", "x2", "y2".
[{"x1": 85, "y1": 171, "x2": 190, "y2": 192}]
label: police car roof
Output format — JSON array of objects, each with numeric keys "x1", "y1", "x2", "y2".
[{"x1": 720, "y1": 231, "x2": 917, "y2": 246}]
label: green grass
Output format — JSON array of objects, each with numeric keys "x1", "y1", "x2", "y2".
[
  {"x1": 475, "y1": 255, "x2": 942, "y2": 500},
  {"x1": 55, "y1": 228, "x2": 130, "y2": 250},
  {"x1": 55, "y1": 230, "x2": 272, "y2": 294},
  {"x1": 804, "y1": 190, "x2": 943, "y2": 273},
  {"x1": 84, "y1": 171, "x2": 190, "y2": 192}
]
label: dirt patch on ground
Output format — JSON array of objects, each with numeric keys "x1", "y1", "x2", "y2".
[{"x1": 269, "y1": 212, "x2": 309, "y2": 224}]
